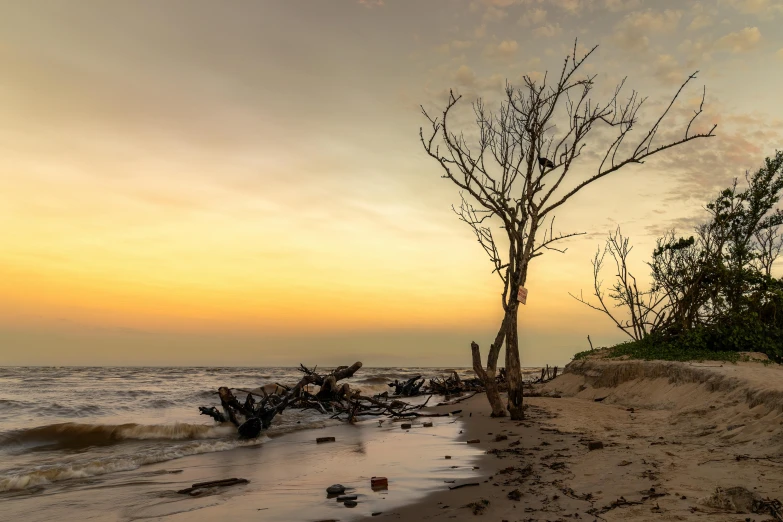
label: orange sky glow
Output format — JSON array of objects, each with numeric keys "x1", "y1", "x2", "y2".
[{"x1": 1, "y1": 0, "x2": 783, "y2": 366}]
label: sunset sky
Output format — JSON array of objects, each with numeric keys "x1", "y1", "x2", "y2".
[{"x1": 1, "y1": 0, "x2": 782, "y2": 366}]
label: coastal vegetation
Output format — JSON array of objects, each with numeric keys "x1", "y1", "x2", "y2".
[
  {"x1": 574, "y1": 152, "x2": 783, "y2": 364},
  {"x1": 419, "y1": 40, "x2": 716, "y2": 418}
]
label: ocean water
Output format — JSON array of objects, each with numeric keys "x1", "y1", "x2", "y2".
[{"x1": 0, "y1": 366, "x2": 540, "y2": 496}]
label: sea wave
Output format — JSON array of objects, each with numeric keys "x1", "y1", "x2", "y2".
[
  {"x1": 356, "y1": 376, "x2": 395, "y2": 385},
  {"x1": 0, "y1": 422, "x2": 237, "y2": 451},
  {"x1": 0, "y1": 436, "x2": 268, "y2": 492},
  {"x1": 0, "y1": 399, "x2": 32, "y2": 411},
  {"x1": 146, "y1": 398, "x2": 179, "y2": 409},
  {"x1": 34, "y1": 403, "x2": 105, "y2": 417}
]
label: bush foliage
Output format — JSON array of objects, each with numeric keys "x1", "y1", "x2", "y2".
[{"x1": 576, "y1": 152, "x2": 783, "y2": 363}]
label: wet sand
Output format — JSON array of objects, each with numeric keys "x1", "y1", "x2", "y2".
[{"x1": 2, "y1": 407, "x2": 485, "y2": 521}]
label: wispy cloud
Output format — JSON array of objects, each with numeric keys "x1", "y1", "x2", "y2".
[{"x1": 716, "y1": 26, "x2": 763, "y2": 52}]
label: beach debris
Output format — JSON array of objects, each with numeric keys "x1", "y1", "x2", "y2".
[
  {"x1": 429, "y1": 371, "x2": 488, "y2": 395},
  {"x1": 371, "y1": 512, "x2": 383, "y2": 516},
  {"x1": 423, "y1": 422, "x2": 433, "y2": 427},
  {"x1": 445, "y1": 455, "x2": 452, "y2": 459},
  {"x1": 463, "y1": 498, "x2": 490, "y2": 514},
  {"x1": 316, "y1": 436, "x2": 336, "y2": 443},
  {"x1": 387, "y1": 370, "x2": 491, "y2": 399},
  {"x1": 343, "y1": 500, "x2": 358, "y2": 507},
  {"x1": 326, "y1": 484, "x2": 346, "y2": 495},
  {"x1": 336, "y1": 495, "x2": 358, "y2": 502},
  {"x1": 494, "y1": 434, "x2": 508, "y2": 442},
  {"x1": 588, "y1": 496, "x2": 643, "y2": 516},
  {"x1": 588, "y1": 441, "x2": 604, "y2": 451},
  {"x1": 199, "y1": 362, "x2": 443, "y2": 438},
  {"x1": 700, "y1": 486, "x2": 783, "y2": 519},
  {"x1": 177, "y1": 478, "x2": 249, "y2": 495},
  {"x1": 389, "y1": 375, "x2": 426, "y2": 396},
  {"x1": 467, "y1": 439, "x2": 480, "y2": 444},
  {"x1": 507, "y1": 489, "x2": 523, "y2": 501},
  {"x1": 371, "y1": 477, "x2": 388, "y2": 490},
  {"x1": 449, "y1": 482, "x2": 480, "y2": 490},
  {"x1": 401, "y1": 423, "x2": 412, "y2": 429}
]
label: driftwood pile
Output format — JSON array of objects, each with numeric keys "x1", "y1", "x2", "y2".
[
  {"x1": 388, "y1": 370, "x2": 503, "y2": 398},
  {"x1": 199, "y1": 362, "x2": 453, "y2": 439}
]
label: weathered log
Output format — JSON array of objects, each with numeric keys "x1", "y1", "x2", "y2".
[
  {"x1": 177, "y1": 478, "x2": 249, "y2": 495},
  {"x1": 389, "y1": 375, "x2": 425, "y2": 396}
]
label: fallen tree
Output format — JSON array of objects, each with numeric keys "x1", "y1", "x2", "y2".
[{"x1": 199, "y1": 362, "x2": 444, "y2": 438}]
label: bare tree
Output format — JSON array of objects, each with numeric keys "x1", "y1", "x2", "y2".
[
  {"x1": 755, "y1": 226, "x2": 783, "y2": 277},
  {"x1": 419, "y1": 41, "x2": 716, "y2": 419},
  {"x1": 570, "y1": 227, "x2": 668, "y2": 341}
]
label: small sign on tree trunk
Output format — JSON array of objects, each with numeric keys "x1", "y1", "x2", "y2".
[{"x1": 517, "y1": 286, "x2": 528, "y2": 305}]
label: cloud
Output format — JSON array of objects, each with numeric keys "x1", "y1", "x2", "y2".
[
  {"x1": 455, "y1": 65, "x2": 477, "y2": 87},
  {"x1": 653, "y1": 54, "x2": 684, "y2": 85},
  {"x1": 550, "y1": 0, "x2": 589, "y2": 14},
  {"x1": 479, "y1": 73, "x2": 507, "y2": 93},
  {"x1": 721, "y1": 0, "x2": 783, "y2": 16},
  {"x1": 716, "y1": 26, "x2": 762, "y2": 53},
  {"x1": 517, "y1": 0, "x2": 594, "y2": 15},
  {"x1": 497, "y1": 39, "x2": 519, "y2": 55},
  {"x1": 357, "y1": 0, "x2": 384, "y2": 7},
  {"x1": 452, "y1": 40, "x2": 474, "y2": 50},
  {"x1": 645, "y1": 102, "x2": 783, "y2": 205},
  {"x1": 518, "y1": 7, "x2": 547, "y2": 26},
  {"x1": 434, "y1": 43, "x2": 451, "y2": 55},
  {"x1": 613, "y1": 9, "x2": 683, "y2": 52},
  {"x1": 687, "y1": 14, "x2": 713, "y2": 30},
  {"x1": 485, "y1": 39, "x2": 519, "y2": 59},
  {"x1": 603, "y1": 0, "x2": 642, "y2": 11},
  {"x1": 533, "y1": 23, "x2": 563, "y2": 38},
  {"x1": 484, "y1": 5, "x2": 509, "y2": 22},
  {"x1": 678, "y1": 38, "x2": 714, "y2": 66}
]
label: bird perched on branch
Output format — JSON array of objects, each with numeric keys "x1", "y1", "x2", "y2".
[{"x1": 538, "y1": 156, "x2": 555, "y2": 169}]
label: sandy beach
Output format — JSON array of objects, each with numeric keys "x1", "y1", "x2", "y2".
[
  {"x1": 364, "y1": 358, "x2": 783, "y2": 521},
  {"x1": 4, "y1": 359, "x2": 783, "y2": 521}
]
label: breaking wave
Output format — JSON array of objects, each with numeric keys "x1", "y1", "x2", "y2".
[
  {"x1": 0, "y1": 435, "x2": 267, "y2": 492},
  {"x1": 1, "y1": 422, "x2": 236, "y2": 451}
]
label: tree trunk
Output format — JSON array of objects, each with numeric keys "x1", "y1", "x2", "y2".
[
  {"x1": 471, "y1": 310, "x2": 512, "y2": 417},
  {"x1": 470, "y1": 342, "x2": 506, "y2": 417},
  {"x1": 505, "y1": 305, "x2": 524, "y2": 420}
]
